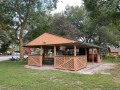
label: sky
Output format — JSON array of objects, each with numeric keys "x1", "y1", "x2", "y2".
[{"x1": 51, "y1": 0, "x2": 83, "y2": 14}]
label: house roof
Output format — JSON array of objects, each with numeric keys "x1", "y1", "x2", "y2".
[
  {"x1": 108, "y1": 47, "x2": 120, "y2": 53},
  {"x1": 25, "y1": 33, "x2": 102, "y2": 48}
]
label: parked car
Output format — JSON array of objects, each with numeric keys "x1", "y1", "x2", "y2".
[
  {"x1": 13, "y1": 51, "x2": 20, "y2": 55},
  {"x1": 6, "y1": 51, "x2": 12, "y2": 55}
]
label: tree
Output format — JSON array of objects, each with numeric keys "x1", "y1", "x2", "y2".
[
  {"x1": 25, "y1": 13, "x2": 54, "y2": 41},
  {"x1": 59, "y1": 5, "x2": 98, "y2": 43},
  {"x1": 63, "y1": 5, "x2": 85, "y2": 31},
  {"x1": 0, "y1": 0, "x2": 58, "y2": 61},
  {"x1": 83, "y1": 0, "x2": 120, "y2": 47},
  {"x1": 49, "y1": 16, "x2": 82, "y2": 40},
  {"x1": 62, "y1": 5, "x2": 92, "y2": 42},
  {"x1": 0, "y1": 29, "x2": 11, "y2": 53},
  {"x1": 59, "y1": 2, "x2": 120, "y2": 47}
]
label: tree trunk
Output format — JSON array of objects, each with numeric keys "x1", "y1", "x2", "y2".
[{"x1": 19, "y1": 38, "x2": 24, "y2": 61}]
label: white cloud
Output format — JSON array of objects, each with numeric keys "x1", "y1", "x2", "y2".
[{"x1": 51, "y1": 0, "x2": 83, "y2": 14}]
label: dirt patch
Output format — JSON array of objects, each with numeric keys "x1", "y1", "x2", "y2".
[
  {"x1": 76, "y1": 63, "x2": 117, "y2": 75},
  {"x1": 25, "y1": 62, "x2": 117, "y2": 75},
  {"x1": 25, "y1": 65, "x2": 54, "y2": 70}
]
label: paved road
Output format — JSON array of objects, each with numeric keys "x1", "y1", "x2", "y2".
[
  {"x1": 0, "y1": 56, "x2": 11, "y2": 61},
  {"x1": 0, "y1": 55, "x2": 28, "y2": 61}
]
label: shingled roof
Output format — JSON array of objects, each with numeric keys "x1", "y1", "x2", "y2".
[
  {"x1": 26, "y1": 33, "x2": 102, "y2": 48},
  {"x1": 108, "y1": 47, "x2": 120, "y2": 53},
  {"x1": 26, "y1": 33, "x2": 76, "y2": 46}
]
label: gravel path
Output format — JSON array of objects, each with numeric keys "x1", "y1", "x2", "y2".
[{"x1": 76, "y1": 63, "x2": 116, "y2": 74}]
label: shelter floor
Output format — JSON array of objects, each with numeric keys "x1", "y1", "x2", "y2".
[{"x1": 25, "y1": 62, "x2": 116, "y2": 75}]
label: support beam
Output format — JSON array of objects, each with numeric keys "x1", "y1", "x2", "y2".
[
  {"x1": 85, "y1": 48, "x2": 87, "y2": 67},
  {"x1": 54, "y1": 45, "x2": 56, "y2": 68},
  {"x1": 97, "y1": 48, "x2": 102, "y2": 63},
  {"x1": 92, "y1": 54, "x2": 94, "y2": 64},
  {"x1": 74, "y1": 45, "x2": 77, "y2": 71},
  {"x1": 92, "y1": 48, "x2": 94, "y2": 64},
  {"x1": 40, "y1": 46, "x2": 43, "y2": 55},
  {"x1": 43, "y1": 48, "x2": 46, "y2": 64},
  {"x1": 40, "y1": 46, "x2": 43, "y2": 66},
  {"x1": 74, "y1": 45, "x2": 76, "y2": 56}
]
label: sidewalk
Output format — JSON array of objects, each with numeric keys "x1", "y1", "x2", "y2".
[{"x1": 0, "y1": 56, "x2": 11, "y2": 61}]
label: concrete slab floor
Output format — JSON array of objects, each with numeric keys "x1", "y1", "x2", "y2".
[{"x1": 25, "y1": 62, "x2": 117, "y2": 75}]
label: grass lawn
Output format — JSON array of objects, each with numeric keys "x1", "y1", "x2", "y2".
[
  {"x1": 0, "y1": 59, "x2": 120, "y2": 90},
  {"x1": 103, "y1": 57, "x2": 120, "y2": 63}
]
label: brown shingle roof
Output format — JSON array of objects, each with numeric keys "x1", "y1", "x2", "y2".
[
  {"x1": 25, "y1": 33, "x2": 102, "y2": 48},
  {"x1": 26, "y1": 33, "x2": 76, "y2": 46}
]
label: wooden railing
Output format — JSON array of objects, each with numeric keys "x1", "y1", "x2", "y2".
[
  {"x1": 28, "y1": 55, "x2": 42, "y2": 67},
  {"x1": 55, "y1": 56, "x2": 74, "y2": 70},
  {"x1": 76, "y1": 56, "x2": 87, "y2": 70},
  {"x1": 28, "y1": 55, "x2": 87, "y2": 70},
  {"x1": 55, "y1": 55, "x2": 87, "y2": 71}
]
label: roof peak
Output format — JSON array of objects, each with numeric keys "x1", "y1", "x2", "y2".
[{"x1": 26, "y1": 32, "x2": 76, "y2": 46}]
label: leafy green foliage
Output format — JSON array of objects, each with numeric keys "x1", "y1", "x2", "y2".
[
  {"x1": 63, "y1": 5, "x2": 85, "y2": 31},
  {"x1": 49, "y1": 16, "x2": 82, "y2": 40},
  {"x1": 57, "y1": 1, "x2": 120, "y2": 47},
  {"x1": 25, "y1": 13, "x2": 54, "y2": 41},
  {"x1": 0, "y1": 29, "x2": 11, "y2": 53},
  {"x1": 83, "y1": 0, "x2": 120, "y2": 46},
  {"x1": 0, "y1": 0, "x2": 58, "y2": 60},
  {"x1": 0, "y1": 42, "x2": 10, "y2": 53}
]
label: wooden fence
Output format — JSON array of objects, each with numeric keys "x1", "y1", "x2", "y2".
[
  {"x1": 55, "y1": 56, "x2": 74, "y2": 70},
  {"x1": 28, "y1": 55, "x2": 87, "y2": 71},
  {"x1": 55, "y1": 55, "x2": 87, "y2": 71},
  {"x1": 28, "y1": 55, "x2": 42, "y2": 67},
  {"x1": 76, "y1": 56, "x2": 87, "y2": 70}
]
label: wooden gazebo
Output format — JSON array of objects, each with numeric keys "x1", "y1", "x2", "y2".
[{"x1": 25, "y1": 33, "x2": 102, "y2": 71}]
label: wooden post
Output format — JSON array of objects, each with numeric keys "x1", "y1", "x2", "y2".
[
  {"x1": 40, "y1": 46, "x2": 42, "y2": 66},
  {"x1": 92, "y1": 48, "x2": 94, "y2": 64},
  {"x1": 54, "y1": 45, "x2": 56, "y2": 68},
  {"x1": 43, "y1": 48, "x2": 46, "y2": 65},
  {"x1": 97, "y1": 48, "x2": 102, "y2": 63},
  {"x1": 74, "y1": 45, "x2": 77, "y2": 71},
  {"x1": 85, "y1": 48, "x2": 87, "y2": 67},
  {"x1": 92, "y1": 54, "x2": 94, "y2": 64},
  {"x1": 74, "y1": 45, "x2": 76, "y2": 56},
  {"x1": 97, "y1": 48, "x2": 99, "y2": 63},
  {"x1": 40, "y1": 46, "x2": 43, "y2": 55}
]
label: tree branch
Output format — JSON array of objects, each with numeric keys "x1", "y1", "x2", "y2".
[
  {"x1": 0, "y1": 16, "x2": 19, "y2": 44},
  {"x1": 19, "y1": 0, "x2": 30, "y2": 39}
]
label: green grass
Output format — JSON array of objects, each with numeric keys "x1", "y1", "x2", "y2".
[
  {"x1": 0, "y1": 60, "x2": 120, "y2": 90},
  {"x1": 103, "y1": 57, "x2": 120, "y2": 63}
]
